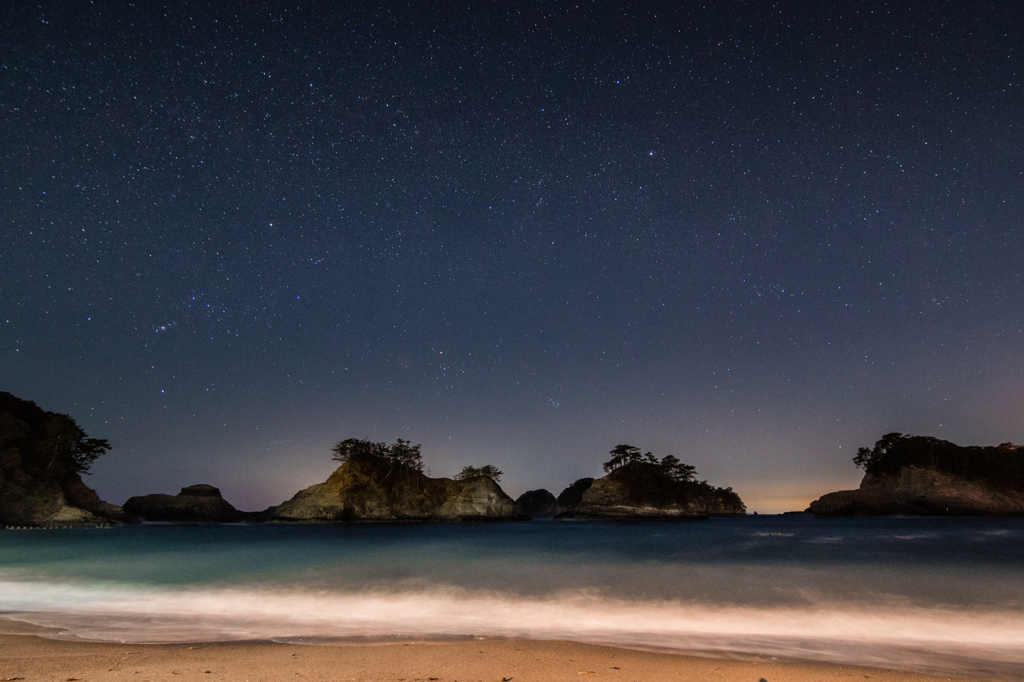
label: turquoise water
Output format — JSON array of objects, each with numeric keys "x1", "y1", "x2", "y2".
[{"x1": 2, "y1": 516, "x2": 1023, "y2": 679}]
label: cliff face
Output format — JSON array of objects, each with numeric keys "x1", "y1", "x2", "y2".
[
  {"x1": 264, "y1": 461, "x2": 527, "y2": 522},
  {"x1": 809, "y1": 466, "x2": 1024, "y2": 517},
  {"x1": 0, "y1": 392, "x2": 127, "y2": 527},
  {"x1": 556, "y1": 473, "x2": 746, "y2": 519},
  {"x1": 0, "y1": 474, "x2": 128, "y2": 527},
  {"x1": 436, "y1": 477, "x2": 524, "y2": 519},
  {"x1": 123, "y1": 484, "x2": 246, "y2": 523}
]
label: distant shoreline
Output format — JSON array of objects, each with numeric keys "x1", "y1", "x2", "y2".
[{"x1": 0, "y1": 617, "x2": 989, "y2": 682}]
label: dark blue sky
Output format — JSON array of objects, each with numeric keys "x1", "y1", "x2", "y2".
[{"x1": 3, "y1": 1, "x2": 1022, "y2": 512}]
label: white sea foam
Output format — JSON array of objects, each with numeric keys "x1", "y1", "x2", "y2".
[
  {"x1": 3, "y1": 519, "x2": 1023, "y2": 679},
  {"x1": 2, "y1": 577, "x2": 1023, "y2": 677}
]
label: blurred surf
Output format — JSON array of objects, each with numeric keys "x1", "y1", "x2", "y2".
[{"x1": 2, "y1": 517, "x2": 1022, "y2": 679}]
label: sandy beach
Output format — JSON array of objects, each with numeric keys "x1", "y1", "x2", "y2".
[{"x1": 0, "y1": 618, "x2": 984, "y2": 682}]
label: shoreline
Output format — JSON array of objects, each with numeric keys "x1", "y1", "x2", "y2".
[{"x1": 0, "y1": 618, "x2": 996, "y2": 682}]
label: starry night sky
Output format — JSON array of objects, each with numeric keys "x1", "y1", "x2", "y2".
[{"x1": 3, "y1": 1, "x2": 1022, "y2": 513}]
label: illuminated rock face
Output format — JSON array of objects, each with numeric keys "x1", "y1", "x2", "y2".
[
  {"x1": 0, "y1": 472, "x2": 127, "y2": 527},
  {"x1": 123, "y1": 484, "x2": 246, "y2": 523},
  {"x1": 263, "y1": 462, "x2": 526, "y2": 522},
  {"x1": 809, "y1": 467, "x2": 1024, "y2": 517}
]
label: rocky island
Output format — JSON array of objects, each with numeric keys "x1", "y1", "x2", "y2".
[
  {"x1": 515, "y1": 488, "x2": 559, "y2": 517},
  {"x1": 554, "y1": 445, "x2": 746, "y2": 519},
  {"x1": 263, "y1": 438, "x2": 527, "y2": 522},
  {"x1": 810, "y1": 433, "x2": 1024, "y2": 516},
  {"x1": 0, "y1": 391, "x2": 126, "y2": 527},
  {"x1": 0, "y1": 391, "x2": 742, "y2": 526},
  {"x1": 124, "y1": 484, "x2": 247, "y2": 523}
]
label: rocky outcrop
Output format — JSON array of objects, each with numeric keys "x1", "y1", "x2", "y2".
[
  {"x1": 558, "y1": 475, "x2": 693, "y2": 519},
  {"x1": 264, "y1": 461, "x2": 527, "y2": 522},
  {"x1": 123, "y1": 484, "x2": 246, "y2": 523},
  {"x1": 555, "y1": 473, "x2": 746, "y2": 520},
  {"x1": 61, "y1": 475, "x2": 130, "y2": 522},
  {"x1": 556, "y1": 478, "x2": 594, "y2": 510},
  {"x1": 0, "y1": 475, "x2": 128, "y2": 527},
  {"x1": 0, "y1": 392, "x2": 127, "y2": 527},
  {"x1": 437, "y1": 477, "x2": 524, "y2": 519},
  {"x1": 813, "y1": 433, "x2": 1024, "y2": 517},
  {"x1": 810, "y1": 467, "x2": 1024, "y2": 517},
  {"x1": 515, "y1": 489, "x2": 558, "y2": 518}
]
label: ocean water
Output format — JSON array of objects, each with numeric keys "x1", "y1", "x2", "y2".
[{"x1": 2, "y1": 516, "x2": 1022, "y2": 679}]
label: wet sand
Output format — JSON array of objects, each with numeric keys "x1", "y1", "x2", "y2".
[
  {"x1": 6, "y1": 614, "x2": 991, "y2": 679},
  {"x1": 0, "y1": 618, "x2": 983, "y2": 682},
  {"x1": 2, "y1": 630, "x2": 974, "y2": 679}
]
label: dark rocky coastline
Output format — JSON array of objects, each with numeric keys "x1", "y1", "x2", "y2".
[
  {"x1": 514, "y1": 489, "x2": 559, "y2": 518},
  {"x1": 809, "y1": 466, "x2": 1024, "y2": 516},
  {"x1": 810, "y1": 434, "x2": 1024, "y2": 517},
  {"x1": 1, "y1": 392, "x2": 127, "y2": 528},
  {"x1": 124, "y1": 484, "x2": 248, "y2": 523},
  {"x1": 555, "y1": 472, "x2": 746, "y2": 519}
]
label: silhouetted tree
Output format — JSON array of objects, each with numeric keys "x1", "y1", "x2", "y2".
[
  {"x1": 389, "y1": 439, "x2": 424, "y2": 473},
  {"x1": 598, "y1": 444, "x2": 740, "y2": 511},
  {"x1": 455, "y1": 464, "x2": 503, "y2": 482},
  {"x1": 853, "y1": 432, "x2": 905, "y2": 472},
  {"x1": 658, "y1": 454, "x2": 697, "y2": 483},
  {"x1": 603, "y1": 444, "x2": 647, "y2": 472},
  {"x1": 331, "y1": 437, "x2": 424, "y2": 476},
  {"x1": 42, "y1": 413, "x2": 110, "y2": 477},
  {"x1": 331, "y1": 438, "x2": 385, "y2": 465},
  {"x1": 0, "y1": 392, "x2": 111, "y2": 479}
]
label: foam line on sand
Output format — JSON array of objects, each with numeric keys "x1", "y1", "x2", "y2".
[{"x1": 0, "y1": 618, "x2": 992, "y2": 682}]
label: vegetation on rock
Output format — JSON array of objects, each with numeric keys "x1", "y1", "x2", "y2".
[
  {"x1": 0, "y1": 391, "x2": 124, "y2": 526},
  {"x1": 455, "y1": 464, "x2": 503, "y2": 482},
  {"x1": 266, "y1": 437, "x2": 525, "y2": 521},
  {"x1": 599, "y1": 444, "x2": 744, "y2": 511},
  {"x1": 332, "y1": 437, "x2": 424, "y2": 471},
  {"x1": 853, "y1": 432, "x2": 1024, "y2": 491},
  {"x1": 328, "y1": 437, "x2": 428, "y2": 496},
  {"x1": 1, "y1": 392, "x2": 110, "y2": 479}
]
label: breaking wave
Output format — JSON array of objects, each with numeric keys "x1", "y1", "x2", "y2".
[
  {"x1": 3, "y1": 577, "x2": 1023, "y2": 679},
  {"x1": 3, "y1": 518, "x2": 1024, "y2": 678}
]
